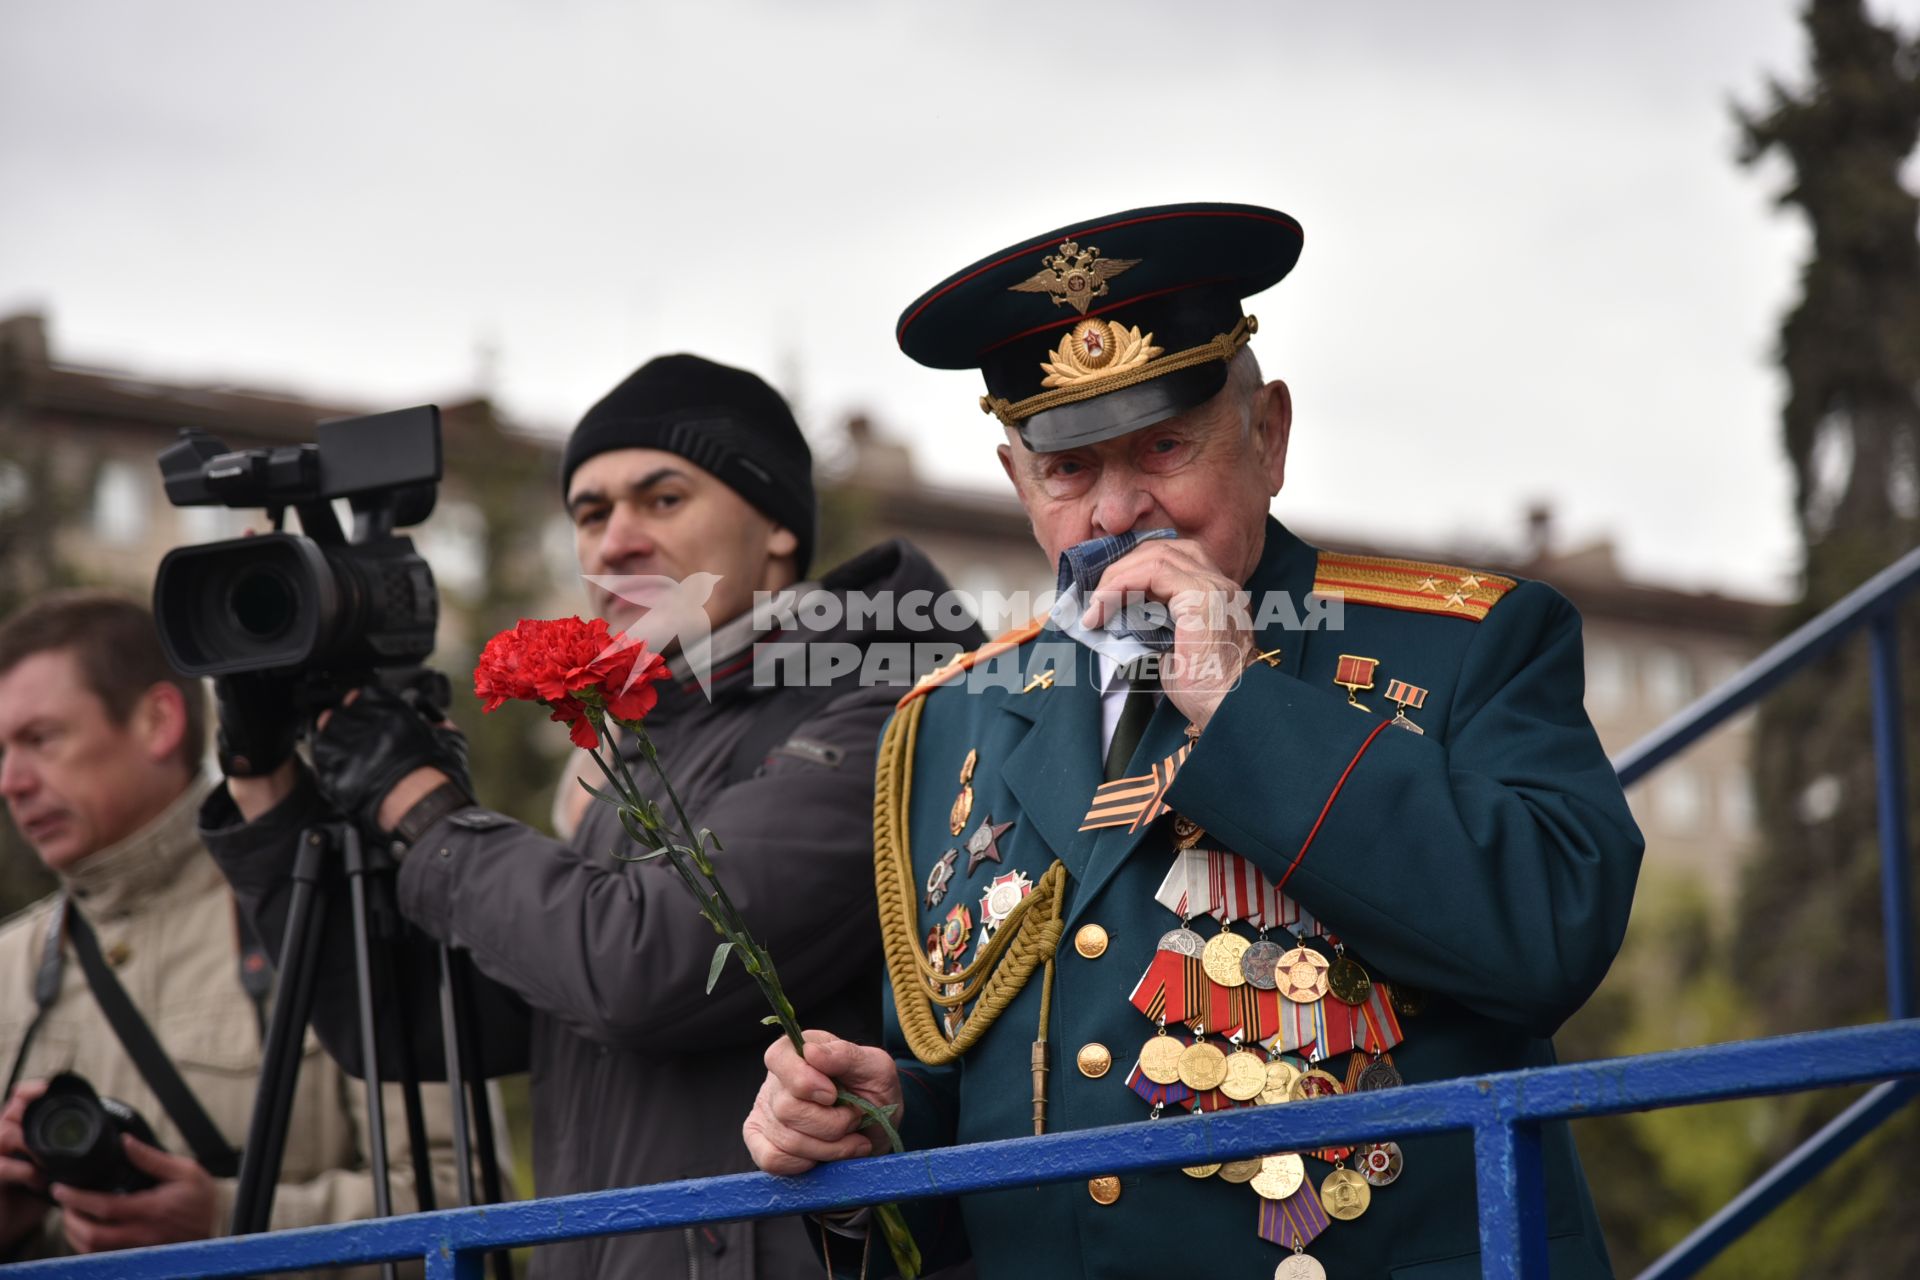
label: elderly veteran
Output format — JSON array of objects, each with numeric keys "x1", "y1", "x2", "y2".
[{"x1": 744, "y1": 202, "x2": 1644, "y2": 1279}]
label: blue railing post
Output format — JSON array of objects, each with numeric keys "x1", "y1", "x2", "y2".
[
  {"x1": 1474, "y1": 1115, "x2": 1548, "y2": 1280},
  {"x1": 1869, "y1": 611, "x2": 1915, "y2": 1021}
]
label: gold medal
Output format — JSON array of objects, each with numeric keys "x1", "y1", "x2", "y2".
[
  {"x1": 1172, "y1": 815, "x2": 1205, "y2": 850},
  {"x1": 1321, "y1": 1166, "x2": 1372, "y2": 1220},
  {"x1": 1260, "y1": 1058, "x2": 1302, "y2": 1105},
  {"x1": 1290, "y1": 1068, "x2": 1344, "y2": 1102},
  {"x1": 1176, "y1": 1039, "x2": 1229, "y2": 1092},
  {"x1": 1251, "y1": 1153, "x2": 1306, "y2": 1201},
  {"x1": 1387, "y1": 982, "x2": 1425, "y2": 1018},
  {"x1": 1275, "y1": 945, "x2": 1330, "y2": 1003},
  {"x1": 1201, "y1": 931, "x2": 1251, "y2": 988},
  {"x1": 1220, "y1": 1049, "x2": 1269, "y2": 1102},
  {"x1": 949, "y1": 749, "x2": 977, "y2": 836},
  {"x1": 1217, "y1": 1157, "x2": 1262, "y2": 1184},
  {"x1": 1181, "y1": 1162, "x2": 1222, "y2": 1178},
  {"x1": 1138, "y1": 1033, "x2": 1184, "y2": 1085},
  {"x1": 1327, "y1": 953, "x2": 1372, "y2": 1005}
]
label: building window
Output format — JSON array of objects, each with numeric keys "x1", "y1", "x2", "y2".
[
  {"x1": 1644, "y1": 646, "x2": 1696, "y2": 714},
  {"x1": 90, "y1": 460, "x2": 150, "y2": 546},
  {"x1": 415, "y1": 499, "x2": 488, "y2": 601},
  {"x1": 543, "y1": 514, "x2": 578, "y2": 585},
  {"x1": 178, "y1": 503, "x2": 244, "y2": 545},
  {"x1": 1721, "y1": 774, "x2": 1757, "y2": 837},
  {"x1": 1657, "y1": 767, "x2": 1706, "y2": 834},
  {"x1": 1585, "y1": 637, "x2": 1631, "y2": 715}
]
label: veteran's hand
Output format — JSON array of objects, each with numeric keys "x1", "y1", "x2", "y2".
[
  {"x1": 0, "y1": 1081, "x2": 51, "y2": 1254},
  {"x1": 1082, "y1": 536, "x2": 1256, "y2": 733},
  {"x1": 744, "y1": 1030, "x2": 902, "y2": 1176},
  {"x1": 51, "y1": 1137, "x2": 217, "y2": 1253}
]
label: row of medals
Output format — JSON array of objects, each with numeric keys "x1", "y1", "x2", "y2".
[{"x1": 1137, "y1": 835, "x2": 1410, "y2": 1279}]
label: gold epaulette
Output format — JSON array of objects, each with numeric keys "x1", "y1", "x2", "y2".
[
  {"x1": 1312, "y1": 550, "x2": 1517, "y2": 622},
  {"x1": 895, "y1": 617, "x2": 1049, "y2": 710}
]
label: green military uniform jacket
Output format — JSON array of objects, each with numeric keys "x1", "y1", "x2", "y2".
[{"x1": 867, "y1": 519, "x2": 1642, "y2": 1279}]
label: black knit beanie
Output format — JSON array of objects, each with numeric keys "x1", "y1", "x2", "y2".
[{"x1": 562, "y1": 354, "x2": 816, "y2": 576}]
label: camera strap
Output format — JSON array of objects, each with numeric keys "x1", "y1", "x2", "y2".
[
  {"x1": 63, "y1": 904, "x2": 242, "y2": 1178},
  {"x1": 2, "y1": 896, "x2": 68, "y2": 1100}
]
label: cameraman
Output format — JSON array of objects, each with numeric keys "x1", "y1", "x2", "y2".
[
  {"x1": 0, "y1": 592, "x2": 469, "y2": 1273},
  {"x1": 204, "y1": 354, "x2": 983, "y2": 1278}
]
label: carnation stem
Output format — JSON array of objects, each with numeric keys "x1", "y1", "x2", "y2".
[{"x1": 578, "y1": 709, "x2": 920, "y2": 1276}]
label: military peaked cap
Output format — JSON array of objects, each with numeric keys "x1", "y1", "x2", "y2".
[{"x1": 896, "y1": 202, "x2": 1304, "y2": 451}]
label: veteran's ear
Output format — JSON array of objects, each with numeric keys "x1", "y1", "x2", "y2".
[{"x1": 1254, "y1": 379, "x2": 1293, "y2": 496}]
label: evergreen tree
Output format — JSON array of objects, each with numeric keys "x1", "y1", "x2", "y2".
[{"x1": 1729, "y1": 2, "x2": 1920, "y2": 1274}]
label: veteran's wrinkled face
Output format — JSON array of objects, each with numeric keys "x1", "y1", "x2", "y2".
[
  {"x1": 998, "y1": 364, "x2": 1292, "y2": 586},
  {"x1": 567, "y1": 447, "x2": 800, "y2": 641},
  {"x1": 0, "y1": 649, "x2": 189, "y2": 873}
]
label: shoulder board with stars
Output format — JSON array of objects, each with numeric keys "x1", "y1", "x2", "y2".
[
  {"x1": 1311, "y1": 550, "x2": 1517, "y2": 622},
  {"x1": 896, "y1": 618, "x2": 1049, "y2": 709}
]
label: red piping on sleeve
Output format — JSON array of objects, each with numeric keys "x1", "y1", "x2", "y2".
[{"x1": 1274, "y1": 719, "x2": 1393, "y2": 894}]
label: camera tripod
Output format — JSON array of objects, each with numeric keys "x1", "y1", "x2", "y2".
[{"x1": 229, "y1": 818, "x2": 511, "y2": 1280}]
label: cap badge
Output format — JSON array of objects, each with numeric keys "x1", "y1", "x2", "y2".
[
  {"x1": 1010, "y1": 240, "x2": 1141, "y2": 315},
  {"x1": 1041, "y1": 318, "x2": 1163, "y2": 388}
]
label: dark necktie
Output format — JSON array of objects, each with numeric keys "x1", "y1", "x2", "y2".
[{"x1": 1104, "y1": 663, "x2": 1158, "y2": 781}]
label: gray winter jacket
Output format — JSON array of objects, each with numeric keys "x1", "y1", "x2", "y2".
[{"x1": 202, "y1": 541, "x2": 985, "y2": 1278}]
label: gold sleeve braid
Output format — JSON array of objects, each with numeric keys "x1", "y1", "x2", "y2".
[{"x1": 874, "y1": 692, "x2": 1067, "y2": 1086}]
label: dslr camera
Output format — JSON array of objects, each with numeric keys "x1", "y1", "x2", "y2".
[
  {"x1": 151, "y1": 406, "x2": 443, "y2": 702},
  {"x1": 22, "y1": 1073, "x2": 164, "y2": 1193}
]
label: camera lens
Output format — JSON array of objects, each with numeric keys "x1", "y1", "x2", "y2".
[
  {"x1": 35, "y1": 1101, "x2": 98, "y2": 1155},
  {"x1": 228, "y1": 566, "x2": 298, "y2": 639}
]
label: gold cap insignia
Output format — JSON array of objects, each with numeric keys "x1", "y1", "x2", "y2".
[
  {"x1": 1040, "y1": 318, "x2": 1163, "y2": 388},
  {"x1": 1009, "y1": 240, "x2": 1140, "y2": 315}
]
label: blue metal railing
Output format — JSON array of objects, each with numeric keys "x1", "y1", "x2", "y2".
[
  {"x1": 1617, "y1": 543, "x2": 1920, "y2": 1280},
  {"x1": 5, "y1": 1022, "x2": 1917, "y2": 1280},
  {"x1": 8, "y1": 544, "x2": 1918, "y2": 1280}
]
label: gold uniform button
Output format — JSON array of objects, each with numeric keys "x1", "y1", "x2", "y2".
[
  {"x1": 1073, "y1": 923, "x2": 1109, "y2": 959},
  {"x1": 1088, "y1": 1176, "x2": 1122, "y2": 1205},
  {"x1": 1076, "y1": 1043, "x2": 1112, "y2": 1079}
]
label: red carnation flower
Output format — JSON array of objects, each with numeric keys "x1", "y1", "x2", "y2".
[{"x1": 474, "y1": 617, "x2": 671, "y2": 749}]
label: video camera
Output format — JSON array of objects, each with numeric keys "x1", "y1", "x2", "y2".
[{"x1": 151, "y1": 407, "x2": 443, "y2": 696}]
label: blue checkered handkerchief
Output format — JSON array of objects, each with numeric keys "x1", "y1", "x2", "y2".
[{"x1": 1049, "y1": 527, "x2": 1180, "y2": 662}]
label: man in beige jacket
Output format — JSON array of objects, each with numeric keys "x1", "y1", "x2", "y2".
[{"x1": 0, "y1": 591, "x2": 477, "y2": 1273}]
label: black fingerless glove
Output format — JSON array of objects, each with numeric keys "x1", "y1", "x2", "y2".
[
  {"x1": 311, "y1": 685, "x2": 472, "y2": 835},
  {"x1": 212, "y1": 671, "x2": 300, "y2": 778}
]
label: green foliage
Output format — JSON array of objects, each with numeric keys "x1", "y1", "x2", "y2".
[{"x1": 1579, "y1": 4, "x2": 1920, "y2": 1275}]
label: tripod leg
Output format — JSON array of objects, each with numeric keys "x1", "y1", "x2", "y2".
[
  {"x1": 230, "y1": 830, "x2": 330, "y2": 1237},
  {"x1": 436, "y1": 945, "x2": 478, "y2": 1207},
  {"x1": 366, "y1": 898, "x2": 435, "y2": 1205},
  {"x1": 448, "y1": 949, "x2": 514, "y2": 1280},
  {"x1": 342, "y1": 827, "x2": 399, "y2": 1280}
]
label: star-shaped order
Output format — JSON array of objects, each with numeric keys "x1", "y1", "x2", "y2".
[{"x1": 965, "y1": 814, "x2": 1015, "y2": 875}]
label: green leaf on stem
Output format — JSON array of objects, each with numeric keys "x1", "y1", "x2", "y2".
[
  {"x1": 707, "y1": 940, "x2": 735, "y2": 994},
  {"x1": 608, "y1": 845, "x2": 668, "y2": 864},
  {"x1": 836, "y1": 1090, "x2": 904, "y2": 1155},
  {"x1": 574, "y1": 777, "x2": 623, "y2": 807}
]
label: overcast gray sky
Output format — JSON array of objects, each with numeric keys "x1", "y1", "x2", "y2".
[{"x1": 6, "y1": 0, "x2": 1918, "y2": 598}]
